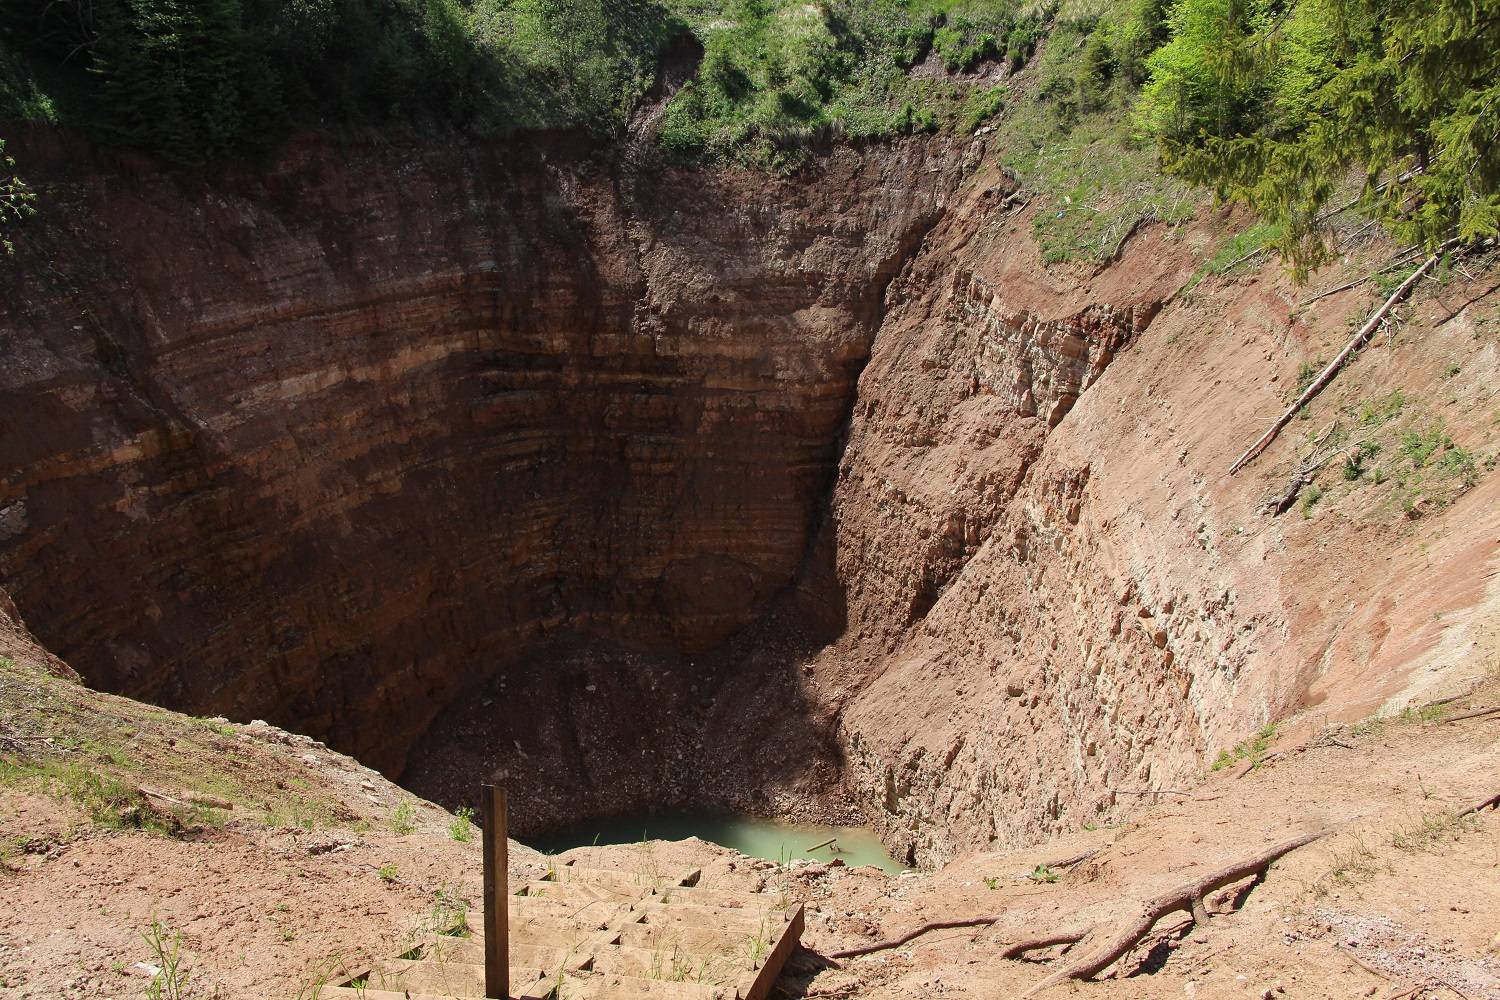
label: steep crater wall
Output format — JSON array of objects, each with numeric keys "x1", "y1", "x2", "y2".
[{"x1": 0, "y1": 132, "x2": 964, "y2": 812}]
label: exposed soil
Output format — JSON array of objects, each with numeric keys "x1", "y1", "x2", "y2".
[
  {"x1": 4, "y1": 656, "x2": 1498, "y2": 999},
  {"x1": 1, "y1": 92, "x2": 1499, "y2": 1000}
]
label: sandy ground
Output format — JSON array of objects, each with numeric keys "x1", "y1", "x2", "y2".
[{"x1": 4, "y1": 669, "x2": 1499, "y2": 999}]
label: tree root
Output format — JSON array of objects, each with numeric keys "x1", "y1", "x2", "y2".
[
  {"x1": 829, "y1": 916, "x2": 1003, "y2": 959},
  {"x1": 1017, "y1": 829, "x2": 1330, "y2": 997},
  {"x1": 999, "y1": 929, "x2": 1090, "y2": 960},
  {"x1": 1458, "y1": 791, "x2": 1500, "y2": 819}
]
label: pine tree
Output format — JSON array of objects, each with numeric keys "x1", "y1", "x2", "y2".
[{"x1": 1136, "y1": 0, "x2": 1500, "y2": 277}]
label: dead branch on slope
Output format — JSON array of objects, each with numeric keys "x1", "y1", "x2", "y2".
[
  {"x1": 1258, "y1": 426, "x2": 1378, "y2": 516},
  {"x1": 1038, "y1": 848, "x2": 1101, "y2": 870},
  {"x1": 1229, "y1": 242, "x2": 1456, "y2": 476},
  {"x1": 1018, "y1": 829, "x2": 1330, "y2": 997},
  {"x1": 1443, "y1": 706, "x2": 1500, "y2": 724}
]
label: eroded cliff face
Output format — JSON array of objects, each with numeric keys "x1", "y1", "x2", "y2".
[
  {"x1": 3, "y1": 129, "x2": 1497, "y2": 858},
  {"x1": 810, "y1": 164, "x2": 1500, "y2": 866},
  {"x1": 0, "y1": 131, "x2": 965, "y2": 797}
]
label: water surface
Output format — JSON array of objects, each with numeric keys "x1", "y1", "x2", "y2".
[{"x1": 525, "y1": 810, "x2": 905, "y2": 873}]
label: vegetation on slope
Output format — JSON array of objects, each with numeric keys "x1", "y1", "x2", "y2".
[
  {"x1": 1132, "y1": 0, "x2": 1500, "y2": 274},
  {"x1": 0, "y1": 0, "x2": 1495, "y2": 269},
  {"x1": 0, "y1": 0, "x2": 1049, "y2": 170}
]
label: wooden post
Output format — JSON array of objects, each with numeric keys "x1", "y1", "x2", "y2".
[{"x1": 482, "y1": 784, "x2": 509, "y2": 1000}]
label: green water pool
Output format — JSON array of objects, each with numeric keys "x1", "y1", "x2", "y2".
[{"x1": 523, "y1": 811, "x2": 906, "y2": 873}]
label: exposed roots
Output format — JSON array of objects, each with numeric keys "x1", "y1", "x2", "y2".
[{"x1": 1016, "y1": 829, "x2": 1330, "y2": 997}]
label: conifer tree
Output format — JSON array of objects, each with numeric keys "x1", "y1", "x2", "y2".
[{"x1": 1136, "y1": 0, "x2": 1500, "y2": 276}]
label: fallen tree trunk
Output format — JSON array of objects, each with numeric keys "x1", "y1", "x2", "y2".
[
  {"x1": 1228, "y1": 243, "x2": 1454, "y2": 476},
  {"x1": 830, "y1": 916, "x2": 1002, "y2": 959},
  {"x1": 1020, "y1": 829, "x2": 1330, "y2": 997},
  {"x1": 1038, "y1": 848, "x2": 1100, "y2": 870}
]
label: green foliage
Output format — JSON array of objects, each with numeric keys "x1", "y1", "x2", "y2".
[
  {"x1": 142, "y1": 919, "x2": 191, "y2": 1000},
  {"x1": 1358, "y1": 389, "x2": 1406, "y2": 427},
  {"x1": 1211, "y1": 721, "x2": 1279, "y2": 769},
  {"x1": 1292, "y1": 359, "x2": 1322, "y2": 398},
  {"x1": 0, "y1": 755, "x2": 179, "y2": 834},
  {"x1": 1134, "y1": 0, "x2": 1500, "y2": 277},
  {"x1": 1341, "y1": 440, "x2": 1378, "y2": 480},
  {"x1": 960, "y1": 85, "x2": 1007, "y2": 131},
  {"x1": 431, "y1": 885, "x2": 470, "y2": 936},
  {"x1": 377, "y1": 863, "x2": 400, "y2": 882},
  {"x1": 1, "y1": 0, "x2": 679, "y2": 166},
  {"x1": 389, "y1": 799, "x2": 417, "y2": 835},
  {"x1": 985, "y1": 0, "x2": 1196, "y2": 262},
  {"x1": 0, "y1": 137, "x2": 34, "y2": 254},
  {"x1": 1398, "y1": 703, "x2": 1447, "y2": 723},
  {"x1": 1027, "y1": 863, "x2": 1058, "y2": 883},
  {"x1": 448, "y1": 805, "x2": 475, "y2": 842},
  {"x1": 1299, "y1": 481, "x2": 1323, "y2": 516},
  {"x1": 658, "y1": 0, "x2": 1048, "y2": 168}
]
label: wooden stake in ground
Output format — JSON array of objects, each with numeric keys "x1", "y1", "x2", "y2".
[
  {"x1": 482, "y1": 783, "x2": 510, "y2": 1000},
  {"x1": 1228, "y1": 244, "x2": 1454, "y2": 476},
  {"x1": 1020, "y1": 829, "x2": 1329, "y2": 997}
]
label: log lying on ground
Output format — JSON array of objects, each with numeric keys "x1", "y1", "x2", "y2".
[
  {"x1": 1228, "y1": 243, "x2": 1454, "y2": 476},
  {"x1": 139, "y1": 786, "x2": 235, "y2": 811},
  {"x1": 1020, "y1": 829, "x2": 1330, "y2": 997},
  {"x1": 830, "y1": 916, "x2": 1003, "y2": 959}
]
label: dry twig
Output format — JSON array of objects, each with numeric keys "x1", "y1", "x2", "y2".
[{"x1": 1229, "y1": 241, "x2": 1456, "y2": 476}]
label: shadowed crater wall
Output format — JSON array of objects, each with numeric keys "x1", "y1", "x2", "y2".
[{"x1": 0, "y1": 131, "x2": 966, "y2": 827}]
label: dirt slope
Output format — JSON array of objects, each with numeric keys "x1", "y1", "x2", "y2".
[{"x1": 809, "y1": 152, "x2": 1500, "y2": 866}]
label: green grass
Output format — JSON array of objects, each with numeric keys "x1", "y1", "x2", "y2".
[
  {"x1": 389, "y1": 800, "x2": 417, "y2": 836},
  {"x1": 982, "y1": 2, "x2": 1197, "y2": 264},
  {"x1": 1299, "y1": 482, "x2": 1324, "y2": 517},
  {"x1": 656, "y1": 0, "x2": 1051, "y2": 169},
  {"x1": 141, "y1": 919, "x2": 192, "y2": 1000},
  {"x1": 430, "y1": 886, "x2": 470, "y2": 938},
  {"x1": 1358, "y1": 389, "x2": 1407, "y2": 428},
  {"x1": 1210, "y1": 722, "x2": 1280, "y2": 772},
  {"x1": 448, "y1": 806, "x2": 475, "y2": 843},
  {"x1": 1184, "y1": 220, "x2": 1287, "y2": 289},
  {"x1": 265, "y1": 795, "x2": 334, "y2": 831},
  {"x1": 1398, "y1": 703, "x2": 1449, "y2": 724},
  {"x1": 0, "y1": 756, "x2": 181, "y2": 835},
  {"x1": 1390, "y1": 809, "x2": 1477, "y2": 853}
]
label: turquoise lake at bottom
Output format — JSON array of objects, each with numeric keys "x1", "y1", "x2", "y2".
[{"x1": 523, "y1": 810, "x2": 906, "y2": 874}]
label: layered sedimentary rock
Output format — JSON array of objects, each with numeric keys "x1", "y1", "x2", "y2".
[
  {"x1": 4, "y1": 126, "x2": 1496, "y2": 860},
  {"x1": 816, "y1": 165, "x2": 1500, "y2": 866},
  {"x1": 0, "y1": 131, "x2": 966, "y2": 778}
]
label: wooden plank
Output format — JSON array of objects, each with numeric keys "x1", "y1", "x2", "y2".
[
  {"x1": 742, "y1": 903, "x2": 803, "y2": 1000},
  {"x1": 358, "y1": 959, "x2": 548, "y2": 996},
  {"x1": 482, "y1": 784, "x2": 509, "y2": 999}
]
